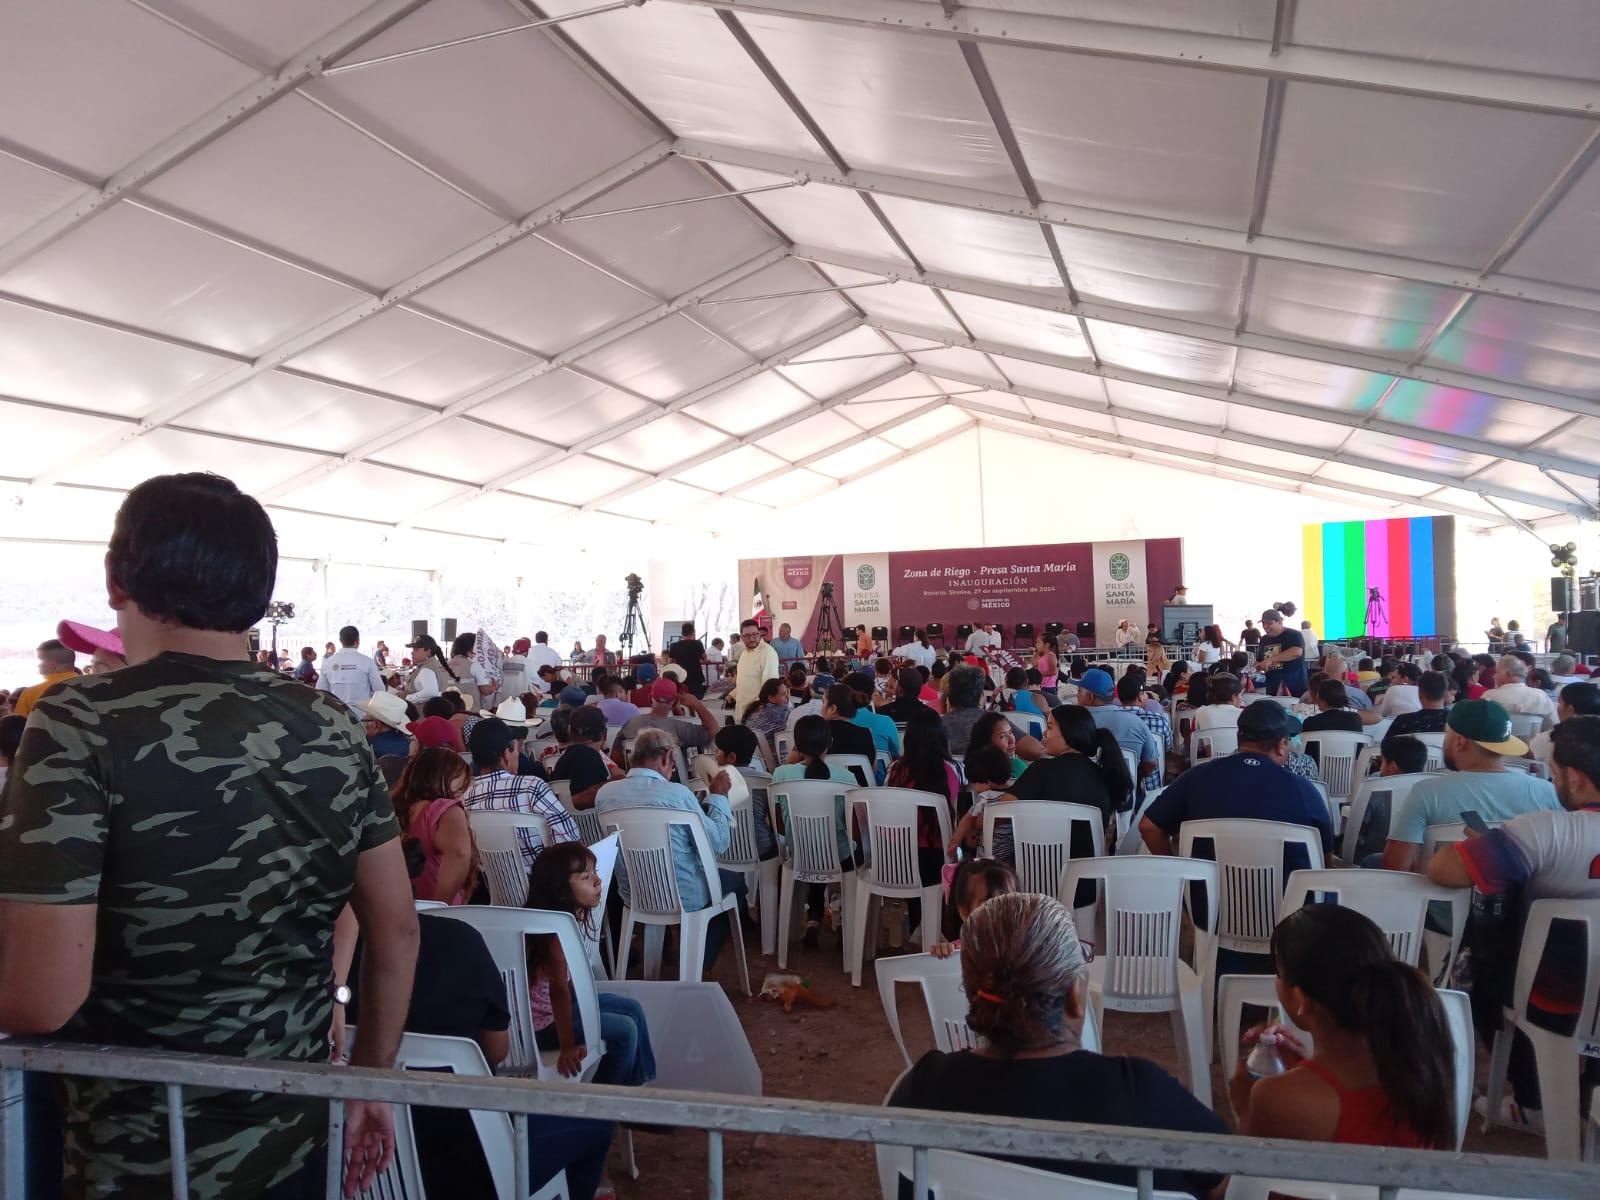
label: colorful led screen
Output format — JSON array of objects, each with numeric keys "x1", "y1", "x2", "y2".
[{"x1": 1301, "y1": 517, "x2": 1456, "y2": 641}]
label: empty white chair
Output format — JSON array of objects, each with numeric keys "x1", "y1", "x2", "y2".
[
  {"x1": 1507, "y1": 711, "x2": 1547, "y2": 740},
  {"x1": 548, "y1": 779, "x2": 604, "y2": 847},
  {"x1": 603, "y1": 724, "x2": 621, "y2": 752},
  {"x1": 1300, "y1": 730, "x2": 1374, "y2": 805},
  {"x1": 849, "y1": 788, "x2": 953, "y2": 987},
  {"x1": 1189, "y1": 726, "x2": 1238, "y2": 760},
  {"x1": 344, "y1": 1029, "x2": 569, "y2": 1200},
  {"x1": 1484, "y1": 898, "x2": 1600, "y2": 1159},
  {"x1": 468, "y1": 810, "x2": 555, "y2": 907},
  {"x1": 1307, "y1": 779, "x2": 1337, "y2": 837},
  {"x1": 769, "y1": 778, "x2": 857, "y2": 972},
  {"x1": 828, "y1": 752, "x2": 876, "y2": 789},
  {"x1": 1060, "y1": 856, "x2": 1219, "y2": 1105},
  {"x1": 600, "y1": 806, "x2": 751, "y2": 995},
  {"x1": 1179, "y1": 818, "x2": 1324, "y2": 1058},
  {"x1": 427, "y1": 905, "x2": 604, "y2": 1082},
  {"x1": 717, "y1": 783, "x2": 781, "y2": 958},
  {"x1": 979, "y1": 800, "x2": 1104, "y2": 898},
  {"x1": 1003, "y1": 710, "x2": 1044, "y2": 738},
  {"x1": 875, "y1": 1145, "x2": 1189, "y2": 1200},
  {"x1": 1340, "y1": 773, "x2": 1430, "y2": 863}
]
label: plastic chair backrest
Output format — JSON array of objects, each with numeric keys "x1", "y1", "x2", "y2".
[
  {"x1": 1300, "y1": 730, "x2": 1373, "y2": 801},
  {"x1": 1178, "y1": 819, "x2": 1324, "y2": 952},
  {"x1": 467, "y1": 810, "x2": 552, "y2": 907},
  {"x1": 427, "y1": 905, "x2": 604, "y2": 1081},
  {"x1": 855, "y1": 788, "x2": 952, "y2": 892},
  {"x1": 603, "y1": 724, "x2": 622, "y2": 751},
  {"x1": 980, "y1": 800, "x2": 1105, "y2": 897},
  {"x1": 1121, "y1": 748, "x2": 1138, "y2": 783},
  {"x1": 1062, "y1": 856, "x2": 1218, "y2": 1009},
  {"x1": 1003, "y1": 710, "x2": 1044, "y2": 738},
  {"x1": 876, "y1": 1144, "x2": 1190, "y2": 1200},
  {"x1": 1421, "y1": 819, "x2": 1502, "y2": 863},
  {"x1": 718, "y1": 787, "x2": 763, "y2": 871},
  {"x1": 1280, "y1": 868, "x2": 1449, "y2": 966},
  {"x1": 1341, "y1": 772, "x2": 1430, "y2": 863},
  {"x1": 601, "y1": 804, "x2": 729, "y2": 916},
  {"x1": 828, "y1": 752, "x2": 875, "y2": 789},
  {"x1": 769, "y1": 779, "x2": 852, "y2": 882},
  {"x1": 548, "y1": 778, "x2": 604, "y2": 846},
  {"x1": 1190, "y1": 726, "x2": 1238, "y2": 760},
  {"x1": 1510, "y1": 899, "x2": 1600, "y2": 1043},
  {"x1": 772, "y1": 728, "x2": 795, "y2": 763},
  {"x1": 1508, "y1": 711, "x2": 1545, "y2": 740}
]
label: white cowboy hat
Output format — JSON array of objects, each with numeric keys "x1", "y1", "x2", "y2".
[
  {"x1": 357, "y1": 692, "x2": 411, "y2": 734},
  {"x1": 495, "y1": 697, "x2": 536, "y2": 725}
]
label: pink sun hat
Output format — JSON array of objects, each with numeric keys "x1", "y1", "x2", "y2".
[{"x1": 57, "y1": 620, "x2": 125, "y2": 659}]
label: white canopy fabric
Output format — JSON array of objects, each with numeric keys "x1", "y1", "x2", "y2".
[{"x1": 3, "y1": 0, "x2": 1599, "y2": 560}]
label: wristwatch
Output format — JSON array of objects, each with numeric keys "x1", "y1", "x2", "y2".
[{"x1": 332, "y1": 983, "x2": 351, "y2": 1006}]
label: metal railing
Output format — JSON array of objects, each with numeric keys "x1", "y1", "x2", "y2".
[{"x1": 3, "y1": 1040, "x2": 1596, "y2": 1200}]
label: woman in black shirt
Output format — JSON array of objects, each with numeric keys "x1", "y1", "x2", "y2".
[
  {"x1": 1301, "y1": 677, "x2": 1365, "y2": 734},
  {"x1": 888, "y1": 893, "x2": 1227, "y2": 1199}
]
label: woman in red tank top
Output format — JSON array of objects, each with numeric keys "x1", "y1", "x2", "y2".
[{"x1": 1228, "y1": 904, "x2": 1456, "y2": 1150}]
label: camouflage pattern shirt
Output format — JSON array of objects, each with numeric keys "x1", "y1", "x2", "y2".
[{"x1": 0, "y1": 652, "x2": 399, "y2": 1199}]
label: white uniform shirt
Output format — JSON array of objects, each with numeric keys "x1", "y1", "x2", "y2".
[
  {"x1": 316, "y1": 647, "x2": 385, "y2": 708},
  {"x1": 1377, "y1": 684, "x2": 1421, "y2": 718},
  {"x1": 526, "y1": 643, "x2": 563, "y2": 674},
  {"x1": 1483, "y1": 682, "x2": 1557, "y2": 726},
  {"x1": 964, "y1": 629, "x2": 1001, "y2": 654},
  {"x1": 892, "y1": 641, "x2": 936, "y2": 669}
]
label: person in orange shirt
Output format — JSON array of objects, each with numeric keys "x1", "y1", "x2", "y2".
[{"x1": 12, "y1": 639, "x2": 79, "y2": 718}]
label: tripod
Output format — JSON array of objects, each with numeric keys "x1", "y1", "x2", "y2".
[
  {"x1": 1365, "y1": 587, "x2": 1387, "y2": 639},
  {"x1": 815, "y1": 582, "x2": 847, "y2": 653},
  {"x1": 619, "y1": 593, "x2": 650, "y2": 659}
]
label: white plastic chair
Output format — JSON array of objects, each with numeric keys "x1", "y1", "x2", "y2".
[
  {"x1": 874, "y1": 951, "x2": 1103, "y2": 1069},
  {"x1": 468, "y1": 811, "x2": 555, "y2": 907},
  {"x1": 1179, "y1": 818, "x2": 1324, "y2": 1059},
  {"x1": 1361, "y1": 731, "x2": 1445, "y2": 776},
  {"x1": 600, "y1": 806, "x2": 752, "y2": 996},
  {"x1": 1300, "y1": 730, "x2": 1373, "y2": 804},
  {"x1": 772, "y1": 727, "x2": 795, "y2": 764},
  {"x1": 415, "y1": 899, "x2": 447, "y2": 911},
  {"x1": 1484, "y1": 898, "x2": 1600, "y2": 1159},
  {"x1": 1060, "y1": 856, "x2": 1219, "y2": 1105},
  {"x1": 979, "y1": 800, "x2": 1104, "y2": 898},
  {"x1": 828, "y1": 752, "x2": 876, "y2": 789},
  {"x1": 769, "y1": 779, "x2": 858, "y2": 972},
  {"x1": 874, "y1": 1145, "x2": 1189, "y2": 1200},
  {"x1": 1507, "y1": 710, "x2": 1547, "y2": 740},
  {"x1": 849, "y1": 788, "x2": 953, "y2": 987},
  {"x1": 1189, "y1": 726, "x2": 1238, "y2": 760},
  {"x1": 717, "y1": 784, "x2": 780, "y2": 958},
  {"x1": 1340, "y1": 773, "x2": 1430, "y2": 863},
  {"x1": 344, "y1": 1029, "x2": 568, "y2": 1200},
  {"x1": 603, "y1": 724, "x2": 621, "y2": 752},
  {"x1": 1280, "y1": 868, "x2": 1462, "y2": 968},
  {"x1": 547, "y1": 779, "x2": 604, "y2": 847},
  {"x1": 427, "y1": 906, "x2": 604, "y2": 1082},
  {"x1": 1003, "y1": 710, "x2": 1045, "y2": 739}
]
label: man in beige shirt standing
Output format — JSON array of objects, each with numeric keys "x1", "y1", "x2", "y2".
[{"x1": 731, "y1": 618, "x2": 779, "y2": 711}]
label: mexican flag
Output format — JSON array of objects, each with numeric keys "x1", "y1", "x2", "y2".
[{"x1": 751, "y1": 576, "x2": 767, "y2": 620}]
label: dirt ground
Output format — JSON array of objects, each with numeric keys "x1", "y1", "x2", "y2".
[{"x1": 607, "y1": 928, "x2": 1540, "y2": 1199}]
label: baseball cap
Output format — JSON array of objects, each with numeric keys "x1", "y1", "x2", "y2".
[
  {"x1": 1238, "y1": 700, "x2": 1300, "y2": 743},
  {"x1": 1260, "y1": 608, "x2": 1284, "y2": 624},
  {"x1": 1446, "y1": 699, "x2": 1527, "y2": 756},
  {"x1": 56, "y1": 620, "x2": 124, "y2": 659},
  {"x1": 1075, "y1": 668, "x2": 1114, "y2": 700},
  {"x1": 651, "y1": 677, "x2": 680, "y2": 703},
  {"x1": 811, "y1": 671, "x2": 836, "y2": 692},
  {"x1": 558, "y1": 685, "x2": 588, "y2": 708},
  {"x1": 636, "y1": 661, "x2": 658, "y2": 684},
  {"x1": 406, "y1": 715, "x2": 463, "y2": 751},
  {"x1": 512, "y1": 637, "x2": 531, "y2": 655},
  {"x1": 468, "y1": 717, "x2": 526, "y2": 763},
  {"x1": 407, "y1": 633, "x2": 438, "y2": 650}
]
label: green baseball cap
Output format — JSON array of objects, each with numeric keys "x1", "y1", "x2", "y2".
[{"x1": 1445, "y1": 698, "x2": 1527, "y2": 756}]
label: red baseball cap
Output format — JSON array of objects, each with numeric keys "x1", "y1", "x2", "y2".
[
  {"x1": 650, "y1": 678, "x2": 679, "y2": 702},
  {"x1": 513, "y1": 637, "x2": 532, "y2": 655},
  {"x1": 406, "y1": 716, "x2": 464, "y2": 751},
  {"x1": 57, "y1": 620, "x2": 124, "y2": 659}
]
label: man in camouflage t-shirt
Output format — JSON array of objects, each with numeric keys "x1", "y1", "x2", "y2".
[{"x1": 0, "y1": 473, "x2": 419, "y2": 1199}]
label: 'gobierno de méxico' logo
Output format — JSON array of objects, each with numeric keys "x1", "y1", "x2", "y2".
[
  {"x1": 857, "y1": 564, "x2": 877, "y2": 590},
  {"x1": 1108, "y1": 553, "x2": 1131, "y2": 582}
]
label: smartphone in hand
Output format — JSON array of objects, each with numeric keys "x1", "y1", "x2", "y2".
[{"x1": 1461, "y1": 809, "x2": 1491, "y2": 836}]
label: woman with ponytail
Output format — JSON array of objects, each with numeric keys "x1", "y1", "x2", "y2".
[
  {"x1": 1231, "y1": 903, "x2": 1455, "y2": 1149},
  {"x1": 889, "y1": 893, "x2": 1226, "y2": 1199},
  {"x1": 770, "y1": 715, "x2": 856, "y2": 945}
]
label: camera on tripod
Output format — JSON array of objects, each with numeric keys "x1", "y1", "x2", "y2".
[
  {"x1": 819, "y1": 580, "x2": 835, "y2": 598},
  {"x1": 625, "y1": 573, "x2": 643, "y2": 603}
]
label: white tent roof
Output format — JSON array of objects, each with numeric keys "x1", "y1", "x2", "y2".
[{"x1": 3, "y1": 0, "x2": 1600, "y2": 560}]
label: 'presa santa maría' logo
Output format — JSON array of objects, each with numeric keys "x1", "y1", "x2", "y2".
[
  {"x1": 1108, "y1": 552, "x2": 1131, "y2": 581},
  {"x1": 856, "y1": 563, "x2": 877, "y2": 590}
]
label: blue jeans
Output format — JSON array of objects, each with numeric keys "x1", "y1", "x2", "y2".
[
  {"x1": 595, "y1": 993, "x2": 657, "y2": 1088},
  {"x1": 704, "y1": 869, "x2": 749, "y2": 970},
  {"x1": 529, "y1": 1115, "x2": 613, "y2": 1200}
]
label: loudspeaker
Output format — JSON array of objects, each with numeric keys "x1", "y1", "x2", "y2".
[
  {"x1": 441, "y1": 617, "x2": 458, "y2": 643},
  {"x1": 248, "y1": 628, "x2": 261, "y2": 654},
  {"x1": 1566, "y1": 610, "x2": 1600, "y2": 654},
  {"x1": 1076, "y1": 621, "x2": 1095, "y2": 641},
  {"x1": 1551, "y1": 576, "x2": 1576, "y2": 613},
  {"x1": 411, "y1": 620, "x2": 429, "y2": 641}
]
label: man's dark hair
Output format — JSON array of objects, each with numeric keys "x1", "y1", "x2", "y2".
[
  {"x1": 1207, "y1": 673, "x2": 1240, "y2": 703},
  {"x1": 714, "y1": 723, "x2": 758, "y2": 766},
  {"x1": 107, "y1": 472, "x2": 277, "y2": 631},
  {"x1": 1316, "y1": 678, "x2": 1350, "y2": 708},
  {"x1": 421, "y1": 696, "x2": 455, "y2": 721},
  {"x1": 824, "y1": 683, "x2": 857, "y2": 718},
  {"x1": 740, "y1": 618, "x2": 759, "y2": 631},
  {"x1": 339, "y1": 625, "x2": 359, "y2": 648},
  {"x1": 1357, "y1": 657, "x2": 1374, "y2": 673},
  {"x1": 0, "y1": 714, "x2": 25, "y2": 762},
  {"x1": 36, "y1": 639, "x2": 73, "y2": 670},
  {"x1": 1395, "y1": 662, "x2": 1421, "y2": 684},
  {"x1": 535, "y1": 631, "x2": 549, "y2": 643},
  {"x1": 1025, "y1": 667, "x2": 1042, "y2": 685},
  {"x1": 1512, "y1": 649, "x2": 1536, "y2": 670},
  {"x1": 1550, "y1": 716, "x2": 1600, "y2": 790},
  {"x1": 917, "y1": 665, "x2": 931, "y2": 682},
  {"x1": 945, "y1": 665, "x2": 984, "y2": 709},
  {"x1": 1418, "y1": 670, "x2": 1448, "y2": 702},
  {"x1": 444, "y1": 692, "x2": 466, "y2": 714},
  {"x1": 1381, "y1": 735, "x2": 1428, "y2": 776},
  {"x1": 1006, "y1": 666, "x2": 1029, "y2": 690},
  {"x1": 1114, "y1": 673, "x2": 1142, "y2": 705},
  {"x1": 568, "y1": 705, "x2": 607, "y2": 743},
  {"x1": 681, "y1": 622, "x2": 695, "y2": 637},
  {"x1": 1559, "y1": 682, "x2": 1600, "y2": 715}
]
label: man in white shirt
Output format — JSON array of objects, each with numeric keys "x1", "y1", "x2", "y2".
[
  {"x1": 1483, "y1": 654, "x2": 1557, "y2": 730},
  {"x1": 525, "y1": 630, "x2": 562, "y2": 675},
  {"x1": 890, "y1": 632, "x2": 935, "y2": 669},
  {"x1": 964, "y1": 622, "x2": 1001, "y2": 655},
  {"x1": 1299, "y1": 621, "x2": 1319, "y2": 663},
  {"x1": 1377, "y1": 661, "x2": 1422, "y2": 718},
  {"x1": 731, "y1": 618, "x2": 779, "y2": 710},
  {"x1": 316, "y1": 624, "x2": 385, "y2": 709}
]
